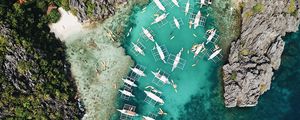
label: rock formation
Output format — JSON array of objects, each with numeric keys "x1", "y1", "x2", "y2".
[
  {"x1": 223, "y1": 0, "x2": 300, "y2": 107},
  {"x1": 0, "y1": 23, "x2": 84, "y2": 118},
  {"x1": 69, "y1": 0, "x2": 128, "y2": 22}
]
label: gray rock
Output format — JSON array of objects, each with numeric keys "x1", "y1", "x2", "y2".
[
  {"x1": 223, "y1": 0, "x2": 300, "y2": 107},
  {"x1": 69, "y1": 0, "x2": 128, "y2": 22}
]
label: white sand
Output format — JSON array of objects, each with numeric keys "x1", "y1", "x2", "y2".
[{"x1": 49, "y1": 7, "x2": 83, "y2": 41}]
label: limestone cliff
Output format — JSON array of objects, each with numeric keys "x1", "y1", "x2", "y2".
[
  {"x1": 69, "y1": 0, "x2": 128, "y2": 22},
  {"x1": 223, "y1": 0, "x2": 300, "y2": 107}
]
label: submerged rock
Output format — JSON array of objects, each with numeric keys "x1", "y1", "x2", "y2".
[{"x1": 223, "y1": 0, "x2": 300, "y2": 107}]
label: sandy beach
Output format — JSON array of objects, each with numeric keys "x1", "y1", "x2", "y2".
[{"x1": 49, "y1": 7, "x2": 83, "y2": 41}]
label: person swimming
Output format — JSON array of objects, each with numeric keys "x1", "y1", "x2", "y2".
[
  {"x1": 158, "y1": 108, "x2": 167, "y2": 115},
  {"x1": 171, "y1": 80, "x2": 178, "y2": 93}
]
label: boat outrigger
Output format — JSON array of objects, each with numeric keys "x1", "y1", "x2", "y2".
[
  {"x1": 153, "y1": 0, "x2": 166, "y2": 11},
  {"x1": 193, "y1": 43, "x2": 205, "y2": 58},
  {"x1": 170, "y1": 36, "x2": 175, "y2": 40},
  {"x1": 185, "y1": 0, "x2": 190, "y2": 15},
  {"x1": 117, "y1": 109, "x2": 138, "y2": 117},
  {"x1": 146, "y1": 86, "x2": 162, "y2": 94},
  {"x1": 194, "y1": 11, "x2": 201, "y2": 29},
  {"x1": 119, "y1": 89, "x2": 135, "y2": 97},
  {"x1": 172, "y1": 48, "x2": 183, "y2": 71},
  {"x1": 173, "y1": 17, "x2": 180, "y2": 29},
  {"x1": 172, "y1": 0, "x2": 180, "y2": 7},
  {"x1": 142, "y1": 27, "x2": 155, "y2": 42},
  {"x1": 206, "y1": 29, "x2": 216, "y2": 44},
  {"x1": 151, "y1": 13, "x2": 169, "y2": 25},
  {"x1": 143, "y1": 116, "x2": 155, "y2": 120},
  {"x1": 208, "y1": 49, "x2": 222, "y2": 60},
  {"x1": 144, "y1": 90, "x2": 164, "y2": 104},
  {"x1": 131, "y1": 67, "x2": 146, "y2": 77},
  {"x1": 122, "y1": 78, "x2": 137, "y2": 87},
  {"x1": 151, "y1": 70, "x2": 170, "y2": 84},
  {"x1": 132, "y1": 42, "x2": 145, "y2": 56},
  {"x1": 155, "y1": 42, "x2": 166, "y2": 63}
]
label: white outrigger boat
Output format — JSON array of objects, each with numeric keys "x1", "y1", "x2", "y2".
[
  {"x1": 127, "y1": 27, "x2": 132, "y2": 37},
  {"x1": 117, "y1": 109, "x2": 138, "y2": 116},
  {"x1": 153, "y1": 0, "x2": 166, "y2": 11},
  {"x1": 206, "y1": 29, "x2": 216, "y2": 44},
  {"x1": 208, "y1": 0, "x2": 212, "y2": 4},
  {"x1": 131, "y1": 67, "x2": 146, "y2": 77},
  {"x1": 132, "y1": 42, "x2": 145, "y2": 56},
  {"x1": 144, "y1": 90, "x2": 165, "y2": 104},
  {"x1": 172, "y1": 48, "x2": 183, "y2": 71},
  {"x1": 172, "y1": 0, "x2": 180, "y2": 7},
  {"x1": 200, "y1": 0, "x2": 206, "y2": 7},
  {"x1": 155, "y1": 42, "x2": 166, "y2": 63},
  {"x1": 151, "y1": 13, "x2": 169, "y2": 25},
  {"x1": 173, "y1": 17, "x2": 180, "y2": 29},
  {"x1": 142, "y1": 27, "x2": 155, "y2": 42},
  {"x1": 208, "y1": 49, "x2": 222, "y2": 60},
  {"x1": 151, "y1": 70, "x2": 170, "y2": 84},
  {"x1": 185, "y1": 0, "x2": 190, "y2": 15},
  {"x1": 119, "y1": 89, "x2": 135, "y2": 97},
  {"x1": 193, "y1": 43, "x2": 205, "y2": 58},
  {"x1": 194, "y1": 11, "x2": 201, "y2": 29},
  {"x1": 143, "y1": 116, "x2": 155, "y2": 120},
  {"x1": 122, "y1": 78, "x2": 137, "y2": 87}
]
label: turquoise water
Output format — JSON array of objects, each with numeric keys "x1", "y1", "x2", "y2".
[
  {"x1": 117, "y1": 0, "x2": 221, "y2": 119},
  {"x1": 115, "y1": 0, "x2": 300, "y2": 120}
]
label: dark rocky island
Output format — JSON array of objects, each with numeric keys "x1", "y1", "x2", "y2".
[{"x1": 223, "y1": 0, "x2": 300, "y2": 107}]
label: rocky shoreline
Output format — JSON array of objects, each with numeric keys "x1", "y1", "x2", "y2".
[
  {"x1": 0, "y1": 21, "x2": 83, "y2": 119},
  {"x1": 223, "y1": 0, "x2": 300, "y2": 107},
  {"x1": 69, "y1": 0, "x2": 128, "y2": 23}
]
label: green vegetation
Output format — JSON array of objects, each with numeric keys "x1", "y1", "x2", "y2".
[
  {"x1": 17, "y1": 60, "x2": 32, "y2": 75},
  {"x1": 288, "y1": 0, "x2": 297, "y2": 16},
  {"x1": 244, "y1": 10, "x2": 254, "y2": 19},
  {"x1": 86, "y1": 1, "x2": 96, "y2": 18},
  {"x1": 47, "y1": 9, "x2": 61, "y2": 23},
  {"x1": 240, "y1": 49, "x2": 250, "y2": 56},
  {"x1": 239, "y1": 2, "x2": 245, "y2": 10},
  {"x1": 59, "y1": 0, "x2": 70, "y2": 11},
  {"x1": 0, "y1": 36, "x2": 7, "y2": 53},
  {"x1": 243, "y1": 3, "x2": 264, "y2": 19},
  {"x1": 231, "y1": 71, "x2": 237, "y2": 81},
  {"x1": 0, "y1": 0, "x2": 82, "y2": 119},
  {"x1": 260, "y1": 83, "x2": 267, "y2": 93},
  {"x1": 252, "y1": 3, "x2": 264, "y2": 13},
  {"x1": 70, "y1": 7, "x2": 78, "y2": 16}
]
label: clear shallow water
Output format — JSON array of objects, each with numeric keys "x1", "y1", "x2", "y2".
[{"x1": 115, "y1": 0, "x2": 300, "y2": 120}]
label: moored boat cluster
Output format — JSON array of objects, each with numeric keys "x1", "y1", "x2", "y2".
[{"x1": 117, "y1": 0, "x2": 223, "y2": 119}]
